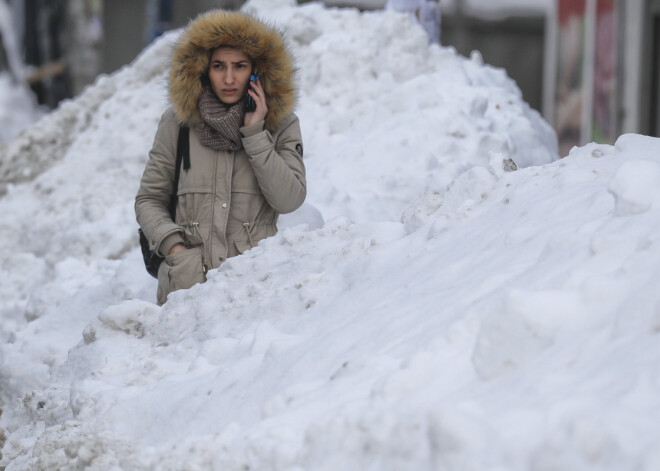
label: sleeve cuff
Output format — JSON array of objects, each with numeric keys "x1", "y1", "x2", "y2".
[
  {"x1": 240, "y1": 120, "x2": 265, "y2": 137},
  {"x1": 159, "y1": 232, "x2": 185, "y2": 256}
]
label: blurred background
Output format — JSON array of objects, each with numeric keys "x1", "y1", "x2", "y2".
[{"x1": 0, "y1": 0, "x2": 658, "y2": 154}]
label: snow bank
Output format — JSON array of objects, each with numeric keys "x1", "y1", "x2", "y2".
[{"x1": 4, "y1": 1, "x2": 658, "y2": 470}]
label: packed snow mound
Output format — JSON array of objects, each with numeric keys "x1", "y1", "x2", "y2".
[
  {"x1": 4, "y1": 133, "x2": 660, "y2": 470},
  {"x1": 274, "y1": 0, "x2": 558, "y2": 222},
  {"x1": 0, "y1": 0, "x2": 556, "y2": 327},
  {"x1": 9, "y1": 1, "x2": 660, "y2": 471}
]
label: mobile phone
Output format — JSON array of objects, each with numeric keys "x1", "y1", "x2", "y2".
[{"x1": 245, "y1": 73, "x2": 259, "y2": 112}]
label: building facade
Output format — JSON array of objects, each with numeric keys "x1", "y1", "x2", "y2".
[{"x1": 545, "y1": 0, "x2": 660, "y2": 154}]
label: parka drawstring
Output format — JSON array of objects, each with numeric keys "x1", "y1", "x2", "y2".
[{"x1": 243, "y1": 222, "x2": 255, "y2": 248}]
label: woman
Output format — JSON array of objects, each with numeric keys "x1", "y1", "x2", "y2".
[{"x1": 135, "y1": 10, "x2": 306, "y2": 305}]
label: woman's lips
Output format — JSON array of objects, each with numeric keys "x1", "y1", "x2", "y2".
[{"x1": 222, "y1": 89, "x2": 238, "y2": 95}]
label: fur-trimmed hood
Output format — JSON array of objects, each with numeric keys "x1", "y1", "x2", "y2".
[{"x1": 169, "y1": 10, "x2": 297, "y2": 132}]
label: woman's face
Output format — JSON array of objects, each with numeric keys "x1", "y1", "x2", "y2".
[{"x1": 208, "y1": 47, "x2": 252, "y2": 105}]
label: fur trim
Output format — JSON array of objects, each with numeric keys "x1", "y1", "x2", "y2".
[{"x1": 169, "y1": 10, "x2": 297, "y2": 132}]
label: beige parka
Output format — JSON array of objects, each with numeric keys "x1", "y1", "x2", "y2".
[{"x1": 135, "y1": 10, "x2": 306, "y2": 304}]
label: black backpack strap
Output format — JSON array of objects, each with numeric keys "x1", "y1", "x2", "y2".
[
  {"x1": 168, "y1": 125, "x2": 190, "y2": 217},
  {"x1": 177, "y1": 125, "x2": 190, "y2": 171}
]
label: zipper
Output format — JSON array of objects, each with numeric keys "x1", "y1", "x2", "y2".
[
  {"x1": 191, "y1": 221, "x2": 209, "y2": 274},
  {"x1": 203, "y1": 149, "x2": 220, "y2": 271}
]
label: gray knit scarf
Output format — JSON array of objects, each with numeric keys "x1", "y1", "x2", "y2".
[{"x1": 198, "y1": 85, "x2": 245, "y2": 151}]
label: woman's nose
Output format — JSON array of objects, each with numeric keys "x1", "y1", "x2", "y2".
[{"x1": 224, "y1": 70, "x2": 235, "y2": 84}]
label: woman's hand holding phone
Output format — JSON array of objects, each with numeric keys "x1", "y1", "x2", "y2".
[{"x1": 244, "y1": 76, "x2": 268, "y2": 127}]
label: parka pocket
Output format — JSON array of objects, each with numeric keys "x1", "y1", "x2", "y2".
[
  {"x1": 156, "y1": 246, "x2": 206, "y2": 305},
  {"x1": 177, "y1": 188, "x2": 213, "y2": 227}
]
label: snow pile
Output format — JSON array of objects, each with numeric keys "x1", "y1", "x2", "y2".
[
  {"x1": 256, "y1": 0, "x2": 556, "y2": 222},
  {"x1": 2, "y1": 1, "x2": 658, "y2": 470}
]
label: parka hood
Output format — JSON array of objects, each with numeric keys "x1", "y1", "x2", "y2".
[{"x1": 169, "y1": 10, "x2": 297, "y2": 132}]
